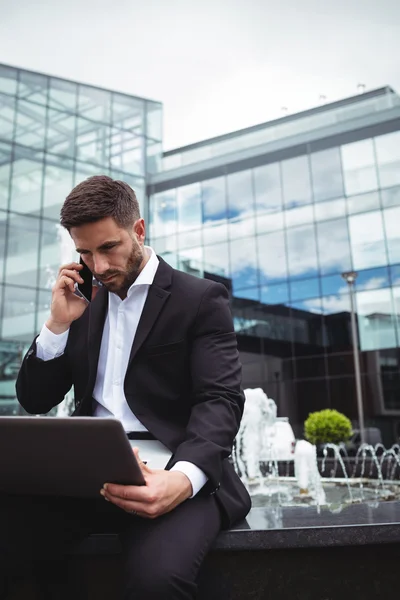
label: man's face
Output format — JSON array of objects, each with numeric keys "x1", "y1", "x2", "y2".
[{"x1": 70, "y1": 216, "x2": 146, "y2": 296}]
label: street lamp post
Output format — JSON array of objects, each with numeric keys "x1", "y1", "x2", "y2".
[{"x1": 341, "y1": 271, "x2": 366, "y2": 445}]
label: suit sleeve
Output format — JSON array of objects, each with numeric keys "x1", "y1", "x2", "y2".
[
  {"x1": 170, "y1": 282, "x2": 245, "y2": 493},
  {"x1": 15, "y1": 337, "x2": 73, "y2": 415}
]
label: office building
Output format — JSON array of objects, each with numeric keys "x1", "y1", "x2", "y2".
[
  {"x1": 148, "y1": 87, "x2": 400, "y2": 442},
  {"x1": 0, "y1": 63, "x2": 162, "y2": 413},
  {"x1": 1, "y1": 62, "x2": 400, "y2": 442}
]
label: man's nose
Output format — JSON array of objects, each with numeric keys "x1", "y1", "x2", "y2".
[{"x1": 93, "y1": 255, "x2": 109, "y2": 275}]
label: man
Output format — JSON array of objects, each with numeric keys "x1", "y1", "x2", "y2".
[{"x1": 11, "y1": 175, "x2": 251, "y2": 599}]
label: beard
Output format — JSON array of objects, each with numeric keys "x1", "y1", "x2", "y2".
[{"x1": 94, "y1": 242, "x2": 144, "y2": 296}]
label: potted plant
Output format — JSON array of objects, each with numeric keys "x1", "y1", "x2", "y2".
[{"x1": 304, "y1": 409, "x2": 352, "y2": 455}]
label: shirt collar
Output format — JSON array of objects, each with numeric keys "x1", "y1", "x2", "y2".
[{"x1": 126, "y1": 246, "x2": 159, "y2": 297}]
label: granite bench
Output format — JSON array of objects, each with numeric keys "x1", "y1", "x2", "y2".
[{"x1": 9, "y1": 502, "x2": 400, "y2": 599}]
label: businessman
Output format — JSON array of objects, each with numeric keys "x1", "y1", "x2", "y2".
[{"x1": 11, "y1": 175, "x2": 251, "y2": 599}]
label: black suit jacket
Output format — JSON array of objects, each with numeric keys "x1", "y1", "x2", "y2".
[{"x1": 16, "y1": 257, "x2": 251, "y2": 528}]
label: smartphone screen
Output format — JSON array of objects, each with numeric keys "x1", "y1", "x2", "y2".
[{"x1": 77, "y1": 258, "x2": 93, "y2": 302}]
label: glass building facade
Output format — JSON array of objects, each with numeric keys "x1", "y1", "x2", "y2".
[
  {"x1": 2, "y1": 62, "x2": 400, "y2": 446},
  {"x1": 148, "y1": 87, "x2": 400, "y2": 444},
  {"x1": 0, "y1": 63, "x2": 162, "y2": 414}
]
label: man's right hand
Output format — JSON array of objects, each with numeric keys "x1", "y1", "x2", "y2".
[{"x1": 46, "y1": 262, "x2": 89, "y2": 335}]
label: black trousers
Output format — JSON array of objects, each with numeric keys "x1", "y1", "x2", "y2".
[{"x1": 0, "y1": 491, "x2": 221, "y2": 600}]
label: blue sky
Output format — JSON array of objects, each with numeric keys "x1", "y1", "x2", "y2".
[{"x1": 1, "y1": 0, "x2": 400, "y2": 150}]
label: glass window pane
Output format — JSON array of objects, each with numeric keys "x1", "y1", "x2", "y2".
[
  {"x1": 316, "y1": 218, "x2": 352, "y2": 275},
  {"x1": 202, "y1": 177, "x2": 228, "y2": 244},
  {"x1": 146, "y1": 103, "x2": 162, "y2": 140},
  {"x1": 0, "y1": 65, "x2": 18, "y2": 95},
  {"x1": 39, "y1": 220, "x2": 77, "y2": 289},
  {"x1": 260, "y1": 282, "x2": 289, "y2": 305},
  {"x1": 150, "y1": 190, "x2": 177, "y2": 239},
  {"x1": 177, "y1": 229, "x2": 202, "y2": 249},
  {"x1": 341, "y1": 139, "x2": 378, "y2": 195},
  {"x1": 356, "y1": 288, "x2": 396, "y2": 351},
  {"x1": 0, "y1": 93, "x2": 16, "y2": 141},
  {"x1": 310, "y1": 147, "x2": 344, "y2": 202},
  {"x1": 383, "y1": 206, "x2": 400, "y2": 264},
  {"x1": 348, "y1": 211, "x2": 387, "y2": 270},
  {"x1": 321, "y1": 291, "x2": 350, "y2": 315},
  {"x1": 257, "y1": 231, "x2": 288, "y2": 284},
  {"x1": 254, "y1": 163, "x2": 284, "y2": 233},
  {"x1": 355, "y1": 266, "x2": 390, "y2": 290},
  {"x1": 286, "y1": 224, "x2": 318, "y2": 279},
  {"x1": 0, "y1": 142, "x2": 11, "y2": 210},
  {"x1": 73, "y1": 161, "x2": 103, "y2": 186},
  {"x1": 284, "y1": 204, "x2": 314, "y2": 228},
  {"x1": 146, "y1": 139, "x2": 162, "y2": 174},
  {"x1": 281, "y1": 155, "x2": 312, "y2": 208},
  {"x1": 15, "y1": 100, "x2": 46, "y2": 149},
  {"x1": 152, "y1": 235, "x2": 178, "y2": 257},
  {"x1": 321, "y1": 273, "x2": 347, "y2": 296},
  {"x1": 112, "y1": 93, "x2": 144, "y2": 133},
  {"x1": 5, "y1": 214, "x2": 40, "y2": 287},
  {"x1": 78, "y1": 86, "x2": 111, "y2": 123},
  {"x1": 347, "y1": 190, "x2": 380, "y2": 215},
  {"x1": 227, "y1": 170, "x2": 255, "y2": 238},
  {"x1": 18, "y1": 71, "x2": 48, "y2": 105},
  {"x1": 204, "y1": 242, "x2": 230, "y2": 282},
  {"x1": 2, "y1": 286, "x2": 37, "y2": 342},
  {"x1": 230, "y1": 237, "x2": 258, "y2": 292},
  {"x1": 177, "y1": 247, "x2": 203, "y2": 278},
  {"x1": 375, "y1": 131, "x2": 400, "y2": 188},
  {"x1": 314, "y1": 198, "x2": 346, "y2": 221},
  {"x1": 381, "y1": 186, "x2": 400, "y2": 208},
  {"x1": 290, "y1": 278, "x2": 320, "y2": 301},
  {"x1": 46, "y1": 109, "x2": 76, "y2": 157},
  {"x1": 177, "y1": 183, "x2": 202, "y2": 232},
  {"x1": 0, "y1": 210, "x2": 7, "y2": 276},
  {"x1": 9, "y1": 152, "x2": 43, "y2": 215},
  {"x1": 392, "y1": 287, "x2": 400, "y2": 347},
  {"x1": 110, "y1": 129, "x2": 144, "y2": 176},
  {"x1": 253, "y1": 162, "x2": 283, "y2": 210},
  {"x1": 49, "y1": 78, "x2": 77, "y2": 112},
  {"x1": 37, "y1": 289, "x2": 52, "y2": 331},
  {"x1": 42, "y1": 156, "x2": 74, "y2": 220},
  {"x1": 75, "y1": 118, "x2": 111, "y2": 167}
]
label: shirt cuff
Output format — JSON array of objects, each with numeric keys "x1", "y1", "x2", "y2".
[
  {"x1": 36, "y1": 324, "x2": 70, "y2": 361},
  {"x1": 171, "y1": 461, "x2": 208, "y2": 498}
]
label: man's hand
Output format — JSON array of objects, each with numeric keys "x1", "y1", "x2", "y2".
[
  {"x1": 46, "y1": 262, "x2": 89, "y2": 334},
  {"x1": 100, "y1": 448, "x2": 193, "y2": 518}
]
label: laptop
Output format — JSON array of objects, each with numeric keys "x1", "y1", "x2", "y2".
[{"x1": 0, "y1": 416, "x2": 145, "y2": 498}]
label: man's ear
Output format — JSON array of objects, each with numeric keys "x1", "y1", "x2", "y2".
[{"x1": 133, "y1": 218, "x2": 146, "y2": 243}]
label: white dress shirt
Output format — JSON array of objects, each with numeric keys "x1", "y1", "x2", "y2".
[{"x1": 36, "y1": 246, "x2": 207, "y2": 497}]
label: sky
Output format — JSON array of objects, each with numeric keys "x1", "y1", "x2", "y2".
[{"x1": 1, "y1": 0, "x2": 400, "y2": 150}]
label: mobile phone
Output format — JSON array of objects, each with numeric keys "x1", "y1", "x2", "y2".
[{"x1": 77, "y1": 257, "x2": 93, "y2": 302}]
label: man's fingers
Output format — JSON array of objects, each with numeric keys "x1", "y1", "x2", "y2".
[
  {"x1": 100, "y1": 489, "x2": 158, "y2": 518},
  {"x1": 102, "y1": 482, "x2": 153, "y2": 503},
  {"x1": 58, "y1": 275, "x2": 76, "y2": 294},
  {"x1": 58, "y1": 262, "x2": 82, "y2": 275},
  {"x1": 58, "y1": 269, "x2": 84, "y2": 284}
]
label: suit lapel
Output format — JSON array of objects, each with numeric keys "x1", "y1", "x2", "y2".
[
  {"x1": 127, "y1": 257, "x2": 172, "y2": 369},
  {"x1": 85, "y1": 285, "x2": 109, "y2": 398}
]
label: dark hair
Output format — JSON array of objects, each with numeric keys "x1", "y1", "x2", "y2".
[{"x1": 60, "y1": 175, "x2": 141, "y2": 230}]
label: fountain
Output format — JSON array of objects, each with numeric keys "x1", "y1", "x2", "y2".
[{"x1": 234, "y1": 388, "x2": 400, "y2": 511}]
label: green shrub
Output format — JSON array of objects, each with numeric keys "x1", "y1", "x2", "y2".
[{"x1": 304, "y1": 409, "x2": 352, "y2": 445}]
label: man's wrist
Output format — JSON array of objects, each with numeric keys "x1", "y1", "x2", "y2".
[
  {"x1": 45, "y1": 319, "x2": 71, "y2": 335},
  {"x1": 171, "y1": 470, "x2": 193, "y2": 500}
]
